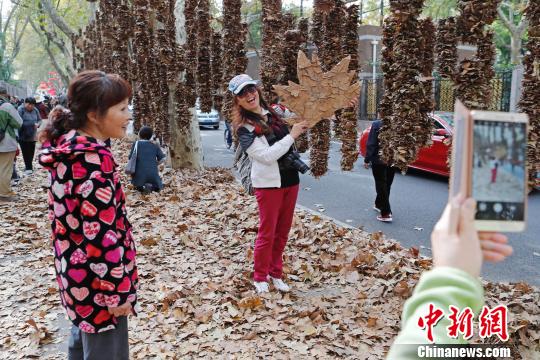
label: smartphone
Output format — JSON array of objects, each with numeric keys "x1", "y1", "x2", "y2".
[{"x1": 469, "y1": 110, "x2": 528, "y2": 232}]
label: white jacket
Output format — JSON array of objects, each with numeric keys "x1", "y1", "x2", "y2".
[{"x1": 243, "y1": 124, "x2": 295, "y2": 188}]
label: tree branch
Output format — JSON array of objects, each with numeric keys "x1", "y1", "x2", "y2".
[
  {"x1": 2, "y1": 2, "x2": 19, "y2": 35},
  {"x1": 29, "y1": 17, "x2": 71, "y2": 85},
  {"x1": 10, "y1": 16, "x2": 29, "y2": 61},
  {"x1": 497, "y1": 6, "x2": 517, "y2": 33},
  {"x1": 39, "y1": 0, "x2": 75, "y2": 38}
]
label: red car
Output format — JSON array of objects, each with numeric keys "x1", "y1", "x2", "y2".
[{"x1": 359, "y1": 112, "x2": 454, "y2": 177}]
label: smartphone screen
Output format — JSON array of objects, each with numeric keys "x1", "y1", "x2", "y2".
[{"x1": 471, "y1": 119, "x2": 527, "y2": 222}]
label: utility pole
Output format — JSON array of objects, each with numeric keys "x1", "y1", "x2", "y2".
[{"x1": 300, "y1": 0, "x2": 303, "y2": 17}]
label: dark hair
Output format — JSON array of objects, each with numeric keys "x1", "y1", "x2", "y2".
[
  {"x1": 139, "y1": 126, "x2": 153, "y2": 140},
  {"x1": 25, "y1": 97, "x2": 36, "y2": 105},
  {"x1": 40, "y1": 70, "x2": 132, "y2": 143},
  {"x1": 232, "y1": 87, "x2": 283, "y2": 135}
]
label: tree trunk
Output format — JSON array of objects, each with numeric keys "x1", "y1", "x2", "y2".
[
  {"x1": 169, "y1": 0, "x2": 203, "y2": 170},
  {"x1": 510, "y1": 31, "x2": 523, "y2": 65}
]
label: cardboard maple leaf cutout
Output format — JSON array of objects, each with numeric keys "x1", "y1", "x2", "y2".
[{"x1": 272, "y1": 51, "x2": 361, "y2": 128}]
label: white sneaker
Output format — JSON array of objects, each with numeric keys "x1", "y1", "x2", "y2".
[
  {"x1": 24, "y1": 170, "x2": 33, "y2": 176},
  {"x1": 254, "y1": 281, "x2": 269, "y2": 294},
  {"x1": 269, "y1": 276, "x2": 290, "y2": 292}
]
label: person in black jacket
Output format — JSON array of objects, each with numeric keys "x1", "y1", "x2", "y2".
[{"x1": 364, "y1": 120, "x2": 395, "y2": 222}]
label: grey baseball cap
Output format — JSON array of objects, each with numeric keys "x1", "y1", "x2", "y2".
[{"x1": 228, "y1": 74, "x2": 258, "y2": 95}]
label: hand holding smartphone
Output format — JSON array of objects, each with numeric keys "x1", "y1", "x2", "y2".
[{"x1": 449, "y1": 101, "x2": 529, "y2": 232}]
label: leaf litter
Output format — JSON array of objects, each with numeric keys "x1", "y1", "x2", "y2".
[{"x1": 0, "y1": 140, "x2": 538, "y2": 359}]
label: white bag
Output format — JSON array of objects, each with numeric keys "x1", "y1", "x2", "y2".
[{"x1": 125, "y1": 141, "x2": 138, "y2": 175}]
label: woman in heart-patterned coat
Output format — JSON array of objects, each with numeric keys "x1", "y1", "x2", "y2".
[{"x1": 39, "y1": 71, "x2": 137, "y2": 360}]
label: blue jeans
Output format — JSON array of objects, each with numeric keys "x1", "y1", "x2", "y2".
[
  {"x1": 68, "y1": 316, "x2": 129, "y2": 360},
  {"x1": 225, "y1": 121, "x2": 233, "y2": 146}
]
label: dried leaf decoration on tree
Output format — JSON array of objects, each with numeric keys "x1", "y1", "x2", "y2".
[{"x1": 272, "y1": 51, "x2": 360, "y2": 128}]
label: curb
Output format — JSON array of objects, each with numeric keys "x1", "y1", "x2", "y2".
[{"x1": 295, "y1": 204, "x2": 358, "y2": 230}]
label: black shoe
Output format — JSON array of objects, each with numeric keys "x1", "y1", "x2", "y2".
[{"x1": 143, "y1": 183, "x2": 153, "y2": 194}]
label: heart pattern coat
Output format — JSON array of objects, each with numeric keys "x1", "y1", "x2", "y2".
[{"x1": 39, "y1": 130, "x2": 138, "y2": 333}]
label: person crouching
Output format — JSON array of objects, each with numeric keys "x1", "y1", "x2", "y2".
[{"x1": 129, "y1": 126, "x2": 166, "y2": 194}]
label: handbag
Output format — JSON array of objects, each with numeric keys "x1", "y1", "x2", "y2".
[
  {"x1": 234, "y1": 144, "x2": 254, "y2": 195},
  {"x1": 125, "y1": 141, "x2": 138, "y2": 175}
]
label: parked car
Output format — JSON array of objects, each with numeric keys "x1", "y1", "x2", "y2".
[
  {"x1": 359, "y1": 112, "x2": 454, "y2": 176},
  {"x1": 196, "y1": 99, "x2": 220, "y2": 129}
]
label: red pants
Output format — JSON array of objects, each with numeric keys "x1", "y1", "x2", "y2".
[
  {"x1": 253, "y1": 185, "x2": 299, "y2": 282},
  {"x1": 491, "y1": 169, "x2": 497, "y2": 183}
]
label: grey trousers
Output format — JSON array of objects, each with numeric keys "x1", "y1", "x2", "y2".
[{"x1": 67, "y1": 316, "x2": 129, "y2": 360}]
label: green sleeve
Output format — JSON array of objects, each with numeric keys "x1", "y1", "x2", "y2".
[
  {"x1": 387, "y1": 267, "x2": 484, "y2": 359},
  {"x1": 0, "y1": 106, "x2": 22, "y2": 130}
]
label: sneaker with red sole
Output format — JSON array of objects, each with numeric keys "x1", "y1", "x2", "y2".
[{"x1": 377, "y1": 214, "x2": 393, "y2": 222}]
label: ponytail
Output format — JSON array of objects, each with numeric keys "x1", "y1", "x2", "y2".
[{"x1": 39, "y1": 106, "x2": 79, "y2": 144}]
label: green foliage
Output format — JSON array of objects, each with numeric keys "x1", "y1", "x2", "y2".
[
  {"x1": 421, "y1": 0, "x2": 528, "y2": 68},
  {"x1": 10, "y1": 0, "x2": 92, "y2": 88}
]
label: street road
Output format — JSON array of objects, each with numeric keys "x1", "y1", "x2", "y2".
[{"x1": 200, "y1": 123, "x2": 540, "y2": 286}]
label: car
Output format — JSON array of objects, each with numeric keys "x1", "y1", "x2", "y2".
[
  {"x1": 359, "y1": 112, "x2": 454, "y2": 177},
  {"x1": 196, "y1": 99, "x2": 220, "y2": 129}
]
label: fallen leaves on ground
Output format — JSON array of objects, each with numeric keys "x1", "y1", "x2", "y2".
[{"x1": 0, "y1": 140, "x2": 538, "y2": 359}]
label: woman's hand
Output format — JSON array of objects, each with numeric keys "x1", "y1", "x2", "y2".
[
  {"x1": 108, "y1": 302, "x2": 133, "y2": 317},
  {"x1": 290, "y1": 121, "x2": 309, "y2": 139},
  {"x1": 431, "y1": 195, "x2": 513, "y2": 277}
]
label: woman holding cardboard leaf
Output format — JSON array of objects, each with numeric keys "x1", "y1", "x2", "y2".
[{"x1": 229, "y1": 74, "x2": 309, "y2": 294}]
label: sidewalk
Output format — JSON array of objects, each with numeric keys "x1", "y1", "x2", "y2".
[{"x1": 0, "y1": 140, "x2": 537, "y2": 359}]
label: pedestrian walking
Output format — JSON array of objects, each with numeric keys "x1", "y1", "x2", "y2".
[
  {"x1": 128, "y1": 126, "x2": 166, "y2": 194},
  {"x1": 387, "y1": 195, "x2": 513, "y2": 357},
  {"x1": 17, "y1": 97, "x2": 41, "y2": 174},
  {"x1": 229, "y1": 74, "x2": 309, "y2": 294},
  {"x1": 363, "y1": 120, "x2": 396, "y2": 222},
  {"x1": 0, "y1": 84, "x2": 23, "y2": 202},
  {"x1": 489, "y1": 156, "x2": 499, "y2": 184},
  {"x1": 38, "y1": 71, "x2": 138, "y2": 360},
  {"x1": 35, "y1": 94, "x2": 50, "y2": 120}
]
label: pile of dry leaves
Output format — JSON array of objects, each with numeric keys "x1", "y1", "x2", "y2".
[{"x1": 0, "y1": 140, "x2": 538, "y2": 359}]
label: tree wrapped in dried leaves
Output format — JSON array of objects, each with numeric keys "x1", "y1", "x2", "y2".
[
  {"x1": 294, "y1": 18, "x2": 310, "y2": 153},
  {"x1": 184, "y1": 0, "x2": 198, "y2": 107},
  {"x1": 308, "y1": 2, "x2": 330, "y2": 178},
  {"x1": 196, "y1": 0, "x2": 212, "y2": 113},
  {"x1": 76, "y1": 0, "x2": 203, "y2": 168},
  {"x1": 325, "y1": 0, "x2": 345, "y2": 141},
  {"x1": 261, "y1": 0, "x2": 284, "y2": 101},
  {"x1": 131, "y1": 0, "x2": 152, "y2": 130},
  {"x1": 378, "y1": 0, "x2": 433, "y2": 172},
  {"x1": 379, "y1": 17, "x2": 397, "y2": 121},
  {"x1": 222, "y1": 0, "x2": 247, "y2": 121},
  {"x1": 454, "y1": 0, "x2": 501, "y2": 110},
  {"x1": 282, "y1": 31, "x2": 303, "y2": 85},
  {"x1": 519, "y1": 1, "x2": 540, "y2": 190},
  {"x1": 435, "y1": 17, "x2": 458, "y2": 79},
  {"x1": 211, "y1": 31, "x2": 224, "y2": 113},
  {"x1": 339, "y1": 4, "x2": 360, "y2": 171},
  {"x1": 418, "y1": 18, "x2": 435, "y2": 112}
]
